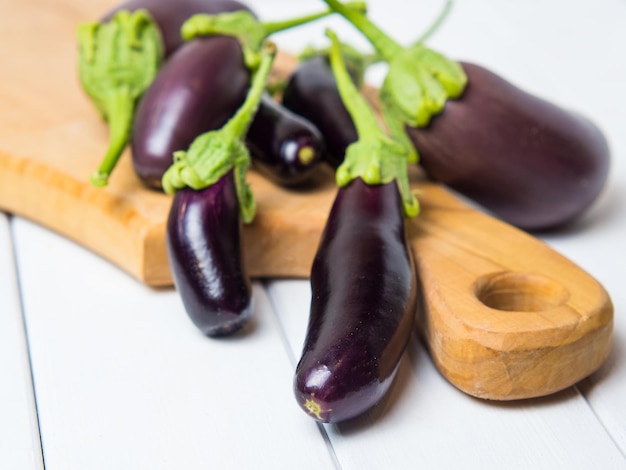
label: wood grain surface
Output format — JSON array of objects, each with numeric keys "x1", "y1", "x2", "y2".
[{"x1": 0, "y1": 0, "x2": 613, "y2": 400}]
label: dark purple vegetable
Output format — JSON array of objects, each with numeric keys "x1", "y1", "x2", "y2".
[
  {"x1": 281, "y1": 55, "x2": 358, "y2": 168},
  {"x1": 162, "y1": 43, "x2": 276, "y2": 337},
  {"x1": 102, "y1": 0, "x2": 251, "y2": 56},
  {"x1": 292, "y1": 30, "x2": 418, "y2": 424},
  {"x1": 131, "y1": 36, "x2": 249, "y2": 189},
  {"x1": 407, "y1": 62, "x2": 611, "y2": 231},
  {"x1": 324, "y1": 0, "x2": 611, "y2": 231},
  {"x1": 294, "y1": 178, "x2": 417, "y2": 423},
  {"x1": 246, "y1": 93, "x2": 325, "y2": 186},
  {"x1": 167, "y1": 170, "x2": 252, "y2": 336}
]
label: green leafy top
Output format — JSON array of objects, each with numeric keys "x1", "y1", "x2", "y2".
[
  {"x1": 326, "y1": 29, "x2": 419, "y2": 218},
  {"x1": 77, "y1": 9, "x2": 163, "y2": 187},
  {"x1": 181, "y1": 2, "x2": 366, "y2": 69},
  {"x1": 161, "y1": 42, "x2": 277, "y2": 223},
  {"x1": 322, "y1": 0, "x2": 466, "y2": 128}
]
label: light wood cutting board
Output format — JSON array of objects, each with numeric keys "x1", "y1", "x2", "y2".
[{"x1": 0, "y1": 0, "x2": 613, "y2": 401}]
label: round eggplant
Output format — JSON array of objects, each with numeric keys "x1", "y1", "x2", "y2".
[
  {"x1": 294, "y1": 178, "x2": 417, "y2": 423},
  {"x1": 102, "y1": 0, "x2": 251, "y2": 56},
  {"x1": 166, "y1": 170, "x2": 252, "y2": 336},
  {"x1": 246, "y1": 93, "x2": 325, "y2": 186},
  {"x1": 281, "y1": 55, "x2": 358, "y2": 168},
  {"x1": 131, "y1": 36, "x2": 249, "y2": 189},
  {"x1": 407, "y1": 62, "x2": 611, "y2": 231}
]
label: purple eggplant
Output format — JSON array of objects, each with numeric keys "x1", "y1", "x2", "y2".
[
  {"x1": 407, "y1": 62, "x2": 611, "y2": 231},
  {"x1": 292, "y1": 30, "x2": 418, "y2": 424},
  {"x1": 163, "y1": 43, "x2": 277, "y2": 337},
  {"x1": 132, "y1": 35, "x2": 249, "y2": 189},
  {"x1": 324, "y1": 0, "x2": 610, "y2": 231},
  {"x1": 246, "y1": 94, "x2": 325, "y2": 186},
  {"x1": 167, "y1": 171, "x2": 251, "y2": 336},
  {"x1": 281, "y1": 55, "x2": 358, "y2": 168},
  {"x1": 294, "y1": 178, "x2": 417, "y2": 423},
  {"x1": 102, "y1": 0, "x2": 251, "y2": 56}
]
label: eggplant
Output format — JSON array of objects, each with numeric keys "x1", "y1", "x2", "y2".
[
  {"x1": 167, "y1": 170, "x2": 251, "y2": 336},
  {"x1": 294, "y1": 178, "x2": 417, "y2": 423},
  {"x1": 323, "y1": 0, "x2": 610, "y2": 231},
  {"x1": 281, "y1": 55, "x2": 358, "y2": 168},
  {"x1": 407, "y1": 62, "x2": 611, "y2": 231},
  {"x1": 131, "y1": 35, "x2": 249, "y2": 189},
  {"x1": 246, "y1": 94, "x2": 325, "y2": 186},
  {"x1": 163, "y1": 42, "x2": 276, "y2": 336},
  {"x1": 102, "y1": 0, "x2": 251, "y2": 56}
]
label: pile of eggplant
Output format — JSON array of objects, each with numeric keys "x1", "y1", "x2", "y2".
[{"x1": 78, "y1": 0, "x2": 610, "y2": 425}]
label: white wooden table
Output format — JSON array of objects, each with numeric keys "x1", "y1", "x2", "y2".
[{"x1": 2, "y1": 0, "x2": 626, "y2": 468}]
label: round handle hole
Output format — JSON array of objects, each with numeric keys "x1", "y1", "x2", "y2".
[{"x1": 473, "y1": 271, "x2": 570, "y2": 312}]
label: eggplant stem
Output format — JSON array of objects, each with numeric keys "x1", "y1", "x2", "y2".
[
  {"x1": 414, "y1": 0, "x2": 454, "y2": 44},
  {"x1": 90, "y1": 87, "x2": 134, "y2": 187},
  {"x1": 326, "y1": 31, "x2": 382, "y2": 141},
  {"x1": 222, "y1": 43, "x2": 277, "y2": 139},
  {"x1": 323, "y1": 0, "x2": 403, "y2": 62}
]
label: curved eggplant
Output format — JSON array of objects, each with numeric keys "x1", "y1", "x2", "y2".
[
  {"x1": 131, "y1": 36, "x2": 249, "y2": 189},
  {"x1": 281, "y1": 55, "x2": 358, "y2": 168},
  {"x1": 407, "y1": 62, "x2": 611, "y2": 231},
  {"x1": 294, "y1": 178, "x2": 417, "y2": 423},
  {"x1": 246, "y1": 94, "x2": 325, "y2": 186},
  {"x1": 102, "y1": 0, "x2": 251, "y2": 56},
  {"x1": 166, "y1": 170, "x2": 252, "y2": 336}
]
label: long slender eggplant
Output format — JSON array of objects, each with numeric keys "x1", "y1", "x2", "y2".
[
  {"x1": 324, "y1": 0, "x2": 611, "y2": 231},
  {"x1": 293, "y1": 30, "x2": 418, "y2": 423},
  {"x1": 167, "y1": 171, "x2": 251, "y2": 336},
  {"x1": 246, "y1": 94, "x2": 325, "y2": 186},
  {"x1": 281, "y1": 55, "x2": 358, "y2": 168},
  {"x1": 294, "y1": 178, "x2": 417, "y2": 423},
  {"x1": 407, "y1": 62, "x2": 611, "y2": 231},
  {"x1": 102, "y1": 0, "x2": 251, "y2": 56},
  {"x1": 131, "y1": 6, "x2": 352, "y2": 189},
  {"x1": 163, "y1": 43, "x2": 276, "y2": 337}
]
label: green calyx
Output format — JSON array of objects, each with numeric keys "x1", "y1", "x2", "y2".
[
  {"x1": 161, "y1": 42, "x2": 278, "y2": 223},
  {"x1": 77, "y1": 9, "x2": 163, "y2": 187},
  {"x1": 323, "y1": 0, "x2": 467, "y2": 128},
  {"x1": 327, "y1": 29, "x2": 419, "y2": 218},
  {"x1": 181, "y1": 2, "x2": 367, "y2": 70}
]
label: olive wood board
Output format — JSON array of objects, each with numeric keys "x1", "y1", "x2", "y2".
[{"x1": 0, "y1": 0, "x2": 613, "y2": 401}]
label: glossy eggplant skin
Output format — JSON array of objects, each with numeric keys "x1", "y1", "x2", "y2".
[
  {"x1": 408, "y1": 62, "x2": 611, "y2": 232},
  {"x1": 294, "y1": 178, "x2": 417, "y2": 423},
  {"x1": 246, "y1": 94, "x2": 325, "y2": 187},
  {"x1": 131, "y1": 36, "x2": 249, "y2": 189},
  {"x1": 167, "y1": 170, "x2": 252, "y2": 337},
  {"x1": 281, "y1": 56, "x2": 358, "y2": 168},
  {"x1": 103, "y1": 0, "x2": 251, "y2": 56}
]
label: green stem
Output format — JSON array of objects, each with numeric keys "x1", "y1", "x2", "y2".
[
  {"x1": 222, "y1": 44, "x2": 277, "y2": 139},
  {"x1": 262, "y1": 2, "x2": 366, "y2": 36},
  {"x1": 414, "y1": 0, "x2": 454, "y2": 44},
  {"x1": 327, "y1": 32, "x2": 383, "y2": 142},
  {"x1": 323, "y1": 0, "x2": 403, "y2": 61},
  {"x1": 90, "y1": 88, "x2": 134, "y2": 187}
]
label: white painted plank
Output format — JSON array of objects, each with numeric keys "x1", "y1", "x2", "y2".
[
  {"x1": 266, "y1": 280, "x2": 626, "y2": 469},
  {"x1": 0, "y1": 213, "x2": 43, "y2": 469},
  {"x1": 12, "y1": 217, "x2": 336, "y2": 470}
]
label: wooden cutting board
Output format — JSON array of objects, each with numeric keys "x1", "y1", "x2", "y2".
[{"x1": 0, "y1": 0, "x2": 612, "y2": 401}]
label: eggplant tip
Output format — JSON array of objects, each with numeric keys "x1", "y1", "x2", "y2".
[{"x1": 200, "y1": 299, "x2": 254, "y2": 338}]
